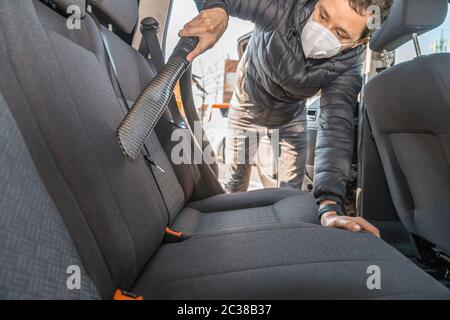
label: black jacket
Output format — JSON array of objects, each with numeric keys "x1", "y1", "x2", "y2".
[{"x1": 197, "y1": 0, "x2": 366, "y2": 206}]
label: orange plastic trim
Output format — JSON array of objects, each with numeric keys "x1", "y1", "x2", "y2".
[
  {"x1": 113, "y1": 289, "x2": 144, "y2": 300},
  {"x1": 165, "y1": 227, "x2": 184, "y2": 238}
]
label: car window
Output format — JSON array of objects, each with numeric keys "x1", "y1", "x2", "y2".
[{"x1": 395, "y1": 4, "x2": 450, "y2": 64}]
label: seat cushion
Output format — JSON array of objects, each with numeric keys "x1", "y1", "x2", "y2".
[
  {"x1": 171, "y1": 189, "x2": 320, "y2": 234},
  {"x1": 133, "y1": 224, "x2": 450, "y2": 300}
]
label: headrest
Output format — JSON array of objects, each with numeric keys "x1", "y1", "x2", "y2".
[
  {"x1": 88, "y1": 0, "x2": 139, "y2": 34},
  {"x1": 45, "y1": 0, "x2": 86, "y2": 18},
  {"x1": 370, "y1": 0, "x2": 448, "y2": 52}
]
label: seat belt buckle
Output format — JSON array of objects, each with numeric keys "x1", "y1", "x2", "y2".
[
  {"x1": 113, "y1": 289, "x2": 144, "y2": 300},
  {"x1": 164, "y1": 227, "x2": 187, "y2": 243}
]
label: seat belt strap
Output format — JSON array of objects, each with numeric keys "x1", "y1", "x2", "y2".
[
  {"x1": 91, "y1": 14, "x2": 172, "y2": 218},
  {"x1": 139, "y1": 17, "x2": 165, "y2": 70}
]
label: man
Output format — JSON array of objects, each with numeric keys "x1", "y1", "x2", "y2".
[{"x1": 181, "y1": 0, "x2": 393, "y2": 237}]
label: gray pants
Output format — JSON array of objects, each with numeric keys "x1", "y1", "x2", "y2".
[{"x1": 224, "y1": 104, "x2": 307, "y2": 193}]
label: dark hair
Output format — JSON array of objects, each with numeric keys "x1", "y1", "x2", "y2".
[{"x1": 348, "y1": 0, "x2": 394, "y2": 38}]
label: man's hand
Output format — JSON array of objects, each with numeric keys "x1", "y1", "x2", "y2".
[
  {"x1": 320, "y1": 201, "x2": 381, "y2": 238},
  {"x1": 179, "y1": 8, "x2": 229, "y2": 62}
]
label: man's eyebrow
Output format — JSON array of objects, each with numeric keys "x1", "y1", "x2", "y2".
[{"x1": 319, "y1": 5, "x2": 330, "y2": 19}]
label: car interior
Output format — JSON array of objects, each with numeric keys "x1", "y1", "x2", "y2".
[{"x1": 0, "y1": 0, "x2": 449, "y2": 299}]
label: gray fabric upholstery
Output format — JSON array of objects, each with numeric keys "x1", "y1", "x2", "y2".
[
  {"x1": 134, "y1": 225, "x2": 450, "y2": 299},
  {"x1": 0, "y1": 95, "x2": 99, "y2": 300},
  {"x1": 49, "y1": 0, "x2": 86, "y2": 18},
  {"x1": 0, "y1": 7, "x2": 114, "y2": 299},
  {"x1": 370, "y1": 0, "x2": 448, "y2": 52},
  {"x1": 188, "y1": 188, "x2": 312, "y2": 213},
  {"x1": 365, "y1": 53, "x2": 450, "y2": 253},
  {"x1": 102, "y1": 27, "x2": 187, "y2": 222},
  {"x1": 0, "y1": 0, "x2": 169, "y2": 292},
  {"x1": 173, "y1": 190, "x2": 319, "y2": 234},
  {"x1": 147, "y1": 133, "x2": 186, "y2": 221},
  {"x1": 89, "y1": 0, "x2": 138, "y2": 34}
]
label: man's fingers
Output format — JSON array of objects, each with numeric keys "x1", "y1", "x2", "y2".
[
  {"x1": 334, "y1": 218, "x2": 361, "y2": 233},
  {"x1": 182, "y1": 21, "x2": 202, "y2": 31},
  {"x1": 178, "y1": 8, "x2": 229, "y2": 62},
  {"x1": 354, "y1": 218, "x2": 381, "y2": 238},
  {"x1": 186, "y1": 49, "x2": 200, "y2": 62},
  {"x1": 323, "y1": 215, "x2": 381, "y2": 238},
  {"x1": 179, "y1": 26, "x2": 207, "y2": 38},
  {"x1": 179, "y1": 30, "x2": 214, "y2": 61},
  {"x1": 183, "y1": 18, "x2": 203, "y2": 29},
  {"x1": 186, "y1": 44, "x2": 208, "y2": 62},
  {"x1": 178, "y1": 28, "x2": 212, "y2": 62}
]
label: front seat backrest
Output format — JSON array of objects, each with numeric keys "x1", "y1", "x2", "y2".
[{"x1": 365, "y1": 0, "x2": 450, "y2": 253}]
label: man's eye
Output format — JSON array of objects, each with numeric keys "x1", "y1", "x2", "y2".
[
  {"x1": 320, "y1": 14, "x2": 326, "y2": 21},
  {"x1": 336, "y1": 32, "x2": 347, "y2": 40}
]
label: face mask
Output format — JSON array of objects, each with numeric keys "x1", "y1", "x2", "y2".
[{"x1": 301, "y1": 16, "x2": 354, "y2": 59}]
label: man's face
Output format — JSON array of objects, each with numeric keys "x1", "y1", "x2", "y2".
[{"x1": 311, "y1": 0, "x2": 371, "y2": 48}]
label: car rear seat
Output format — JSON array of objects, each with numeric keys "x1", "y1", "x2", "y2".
[
  {"x1": 87, "y1": 0, "x2": 321, "y2": 233},
  {"x1": 0, "y1": 0, "x2": 449, "y2": 299}
]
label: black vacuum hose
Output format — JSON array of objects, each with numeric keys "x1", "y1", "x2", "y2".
[{"x1": 117, "y1": 37, "x2": 199, "y2": 160}]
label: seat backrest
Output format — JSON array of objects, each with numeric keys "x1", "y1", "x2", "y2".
[
  {"x1": 0, "y1": 0, "x2": 173, "y2": 296},
  {"x1": 0, "y1": 93, "x2": 100, "y2": 299},
  {"x1": 365, "y1": 0, "x2": 450, "y2": 253},
  {"x1": 88, "y1": 0, "x2": 225, "y2": 207},
  {"x1": 88, "y1": 0, "x2": 194, "y2": 221}
]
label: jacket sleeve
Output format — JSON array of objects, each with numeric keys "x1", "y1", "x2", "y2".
[
  {"x1": 197, "y1": 0, "x2": 285, "y2": 30},
  {"x1": 313, "y1": 67, "x2": 363, "y2": 206}
]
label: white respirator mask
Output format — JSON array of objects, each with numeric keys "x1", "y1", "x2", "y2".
[{"x1": 301, "y1": 16, "x2": 354, "y2": 59}]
